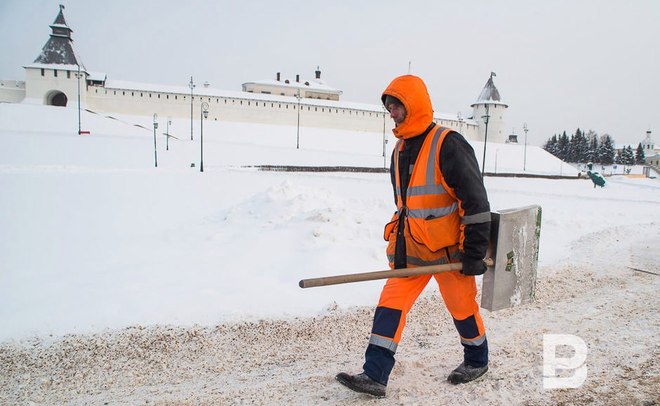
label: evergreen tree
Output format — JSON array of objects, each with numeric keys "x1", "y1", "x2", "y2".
[
  {"x1": 551, "y1": 135, "x2": 559, "y2": 156},
  {"x1": 557, "y1": 131, "x2": 570, "y2": 161},
  {"x1": 586, "y1": 130, "x2": 599, "y2": 163},
  {"x1": 573, "y1": 128, "x2": 589, "y2": 163},
  {"x1": 543, "y1": 134, "x2": 558, "y2": 156},
  {"x1": 541, "y1": 129, "x2": 616, "y2": 165},
  {"x1": 597, "y1": 134, "x2": 616, "y2": 165},
  {"x1": 636, "y1": 142, "x2": 646, "y2": 164},
  {"x1": 567, "y1": 132, "x2": 578, "y2": 162},
  {"x1": 623, "y1": 146, "x2": 636, "y2": 165},
  {"x1": 626, "y1": 145, "x2": 635, "y2": 166}
]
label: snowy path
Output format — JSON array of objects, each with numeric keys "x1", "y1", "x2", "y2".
[{"x1": 1, "y1": 224, "x2": 658, "y2": 405}]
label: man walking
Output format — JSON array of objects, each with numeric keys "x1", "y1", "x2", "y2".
[{"x1": 336, "y1": 75, "x2": 491, "y2": 397}]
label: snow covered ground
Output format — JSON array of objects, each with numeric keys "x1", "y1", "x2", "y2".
[{"x1": 0, "y1": 103, "x2": 658, "y2": 405}]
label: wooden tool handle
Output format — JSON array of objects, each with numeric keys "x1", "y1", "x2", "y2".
[{"x1": 299, "y1": 258, "x2": 494, "y2": 288}]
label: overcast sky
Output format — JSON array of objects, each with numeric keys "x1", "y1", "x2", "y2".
[{"x1": 1, "y1": 0, "x2": 658, "y2": 146}]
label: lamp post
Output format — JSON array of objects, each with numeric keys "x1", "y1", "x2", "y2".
[
  {"x1": 200, "y1": 101, "x2": 209, "y2": 172},
  {"x1": 76, "y1": 64, "x2": 81, "y2": 135},
  {"x1": 166, "y1": 118, "x2": 171, "y2": 151},
  {"x1": 382, "y1": 106, "x2": 388, "y2": 168},
  {"x1": 481, "y1": 104, "x2": 490, "y2": 178},
  {"x1": 523, "y1": 122, "x2": 528, "y2": 172},
  {"x1": 152, "y1": 113, "x2": 158, "y2": 168},
  {"x1": 189, "y1": 76, "x2": 195, "y2": 141},
  {"x1": 295, "y1": 89, "x2": 301, "y2": 149},
  {"x1": 457, "y1": 111, "x2": 463, "y2": 135}
]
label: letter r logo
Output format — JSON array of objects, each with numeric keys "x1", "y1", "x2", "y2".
[{"x1": 543, "y1": 334, "x2": 588, "y2": 389}]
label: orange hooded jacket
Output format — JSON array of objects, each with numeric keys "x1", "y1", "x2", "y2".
[
  {"x1": 381, "y1": 75, "x2": 434, "y2": 140},
  {"x1": 382, "y1": 75, "x2": 463, "y2": 268}
]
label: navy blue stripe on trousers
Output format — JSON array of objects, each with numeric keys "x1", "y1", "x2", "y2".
[
  {"x1": 371, "y1": 306, "x2": 402, "y2": 339},
  {"x1": 453, "y1": 314, "x2": 480, "y2": 339}
]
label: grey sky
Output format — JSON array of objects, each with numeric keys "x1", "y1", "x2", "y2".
[{"x1": 1, "y1": 0, "x2": 658, "y2": 146}]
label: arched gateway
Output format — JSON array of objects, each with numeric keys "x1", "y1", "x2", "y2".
[{"x1": 47, "y1": 90, "x2": 68, "y2": 106}]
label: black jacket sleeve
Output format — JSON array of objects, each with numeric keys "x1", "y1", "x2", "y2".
[
  {"x1": 439, "y1": 132, "x2": 491, "y2": 260},
  {"x1": 390, "y1": 149, "x2": 396, "y2": 205}
]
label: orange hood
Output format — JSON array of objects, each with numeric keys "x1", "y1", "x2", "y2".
[{"x1": 382, "y1": 75, "x2": 434, "y2": 139}]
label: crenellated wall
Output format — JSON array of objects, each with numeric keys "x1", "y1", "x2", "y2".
[{"x1": 83, "y1": 82, "x2": 480, "y2": 138}]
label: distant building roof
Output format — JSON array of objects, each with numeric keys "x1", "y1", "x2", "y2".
[
  {"x1": 471, "y1": 73, "x2": 508, "y2": 107},
  {"x1": 87, "y1": 71, "x2": 107, "y2": 82},
  {"x1": 243, "y1": 77, "x2": 341, "y2": 94},
  {"x1": 31, "y1": 5, "x2": 84, "y2": 68},
  {"x1": 242, "y1": 68, "x2": 343, "y2": 99}
]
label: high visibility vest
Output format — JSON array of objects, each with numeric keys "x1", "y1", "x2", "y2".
[{"x1": 384, "y1": 126, "x2": 462, "y2": 268}]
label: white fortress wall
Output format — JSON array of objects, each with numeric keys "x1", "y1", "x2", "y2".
[
  {"x1": 3, "y1": 68, "x2": 480, "y2": 140},
  {"x1": 87, "y1": 87, "x2": 388, "y2": 132},
  {"x1": 84, "y1": 80, "x2": 479, "y2": 139},
  {"x1": 0, "y1": 80, "x2": 26, "y2": 103}
]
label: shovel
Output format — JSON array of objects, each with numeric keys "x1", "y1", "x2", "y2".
[
  {"x1": 299, "y1": 205, "x2": 542, "y2": 311},
  {"x1": 298, "y1": 258, "x2": 495, "y2": 288}
]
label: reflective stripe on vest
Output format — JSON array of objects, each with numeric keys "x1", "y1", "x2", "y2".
[
  {"x1": 387, "y1": 246, "x2": 461, "y2": 267},
  {"x1": 406, "y1": 203, "x2": 457, "y2": 219},
  {"x1": 394, "y1": 126, "x2": 453, "y2": 207},
  {"x1": 389, "y1": 126, "x2": 462, "y2": 265}
]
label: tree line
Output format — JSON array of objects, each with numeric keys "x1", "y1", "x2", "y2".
[{"x1": 543, "y1": 128, "x2": 645, "y2": 165}]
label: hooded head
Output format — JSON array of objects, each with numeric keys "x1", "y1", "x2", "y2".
[{"x1": 382, "y1": 75, "x2": 434, "y2": 139}]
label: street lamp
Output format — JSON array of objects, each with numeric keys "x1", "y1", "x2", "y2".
[
  {"x1": 382, "y1": 106, "x2": 388, "y2": 168},
  {"x1": 76, "y1": 64, "x2": 81, "y2": 135},
  {"x1": 152, "y1": 113, "x2": 158, "y2": 168},
  {"x1": 523, "y1": 122, "x2": 529, "y2": 172},
  {"x1": 295, "y1": 89, "x2": 301, "y2": 149},
  {"x1": 166, "y1": 118, "x2": 172, "y2": 151},
  {"x1": 189, "y1": 76, "x2": 195, "y2": 141},
  {"x1": 481, "y1": 104, "x2": 490, "y2": 178},
  {"x1": 200, "y1": 101, "x2": 209, "y2": 172}
]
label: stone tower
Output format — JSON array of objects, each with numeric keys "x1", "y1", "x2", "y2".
[
  {"x1": 24, "y1": 5, "x2": 87, "y2": 107},
  {"x1": 642, "y1": 129, "x2": 654, "y2": 151},
  {"x1": 471, "y1": 73, "x2": 508, "y2": 144}
]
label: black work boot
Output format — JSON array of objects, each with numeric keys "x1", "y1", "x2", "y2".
[
  {"x1": 447, "y1": 362, "x2": 488, "y2": 384},
  {"x1": 335, "y1": 372, "x2": 386, "y2": 398}
]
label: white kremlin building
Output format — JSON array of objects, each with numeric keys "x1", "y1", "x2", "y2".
[{"x1": 0, "y1": 6, "x2": 513, "y2": 144}]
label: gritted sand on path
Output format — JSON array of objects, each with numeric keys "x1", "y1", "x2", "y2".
[{"x1": 1, "y1": 225, "x2": 658, "y2": 405}]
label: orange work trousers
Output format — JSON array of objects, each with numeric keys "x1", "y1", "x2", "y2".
[{"x1": 368, "y1": 270, "x2": 486, "y2": 352}]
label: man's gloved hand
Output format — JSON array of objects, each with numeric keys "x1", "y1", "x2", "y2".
[{"x1": 461, "y1": 256, "x2": 487, "y2": 276}]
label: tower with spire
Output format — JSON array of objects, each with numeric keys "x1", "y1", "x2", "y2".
[
  {"x1": 641, "y1": 129, "x2": 654, "y2": 152},
  {"x1": 23, "y1": 5, "x2": 87, "y2": 107},
  {"x1": 471, "y1": 72, "x2": 508, "y2": 143}
]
